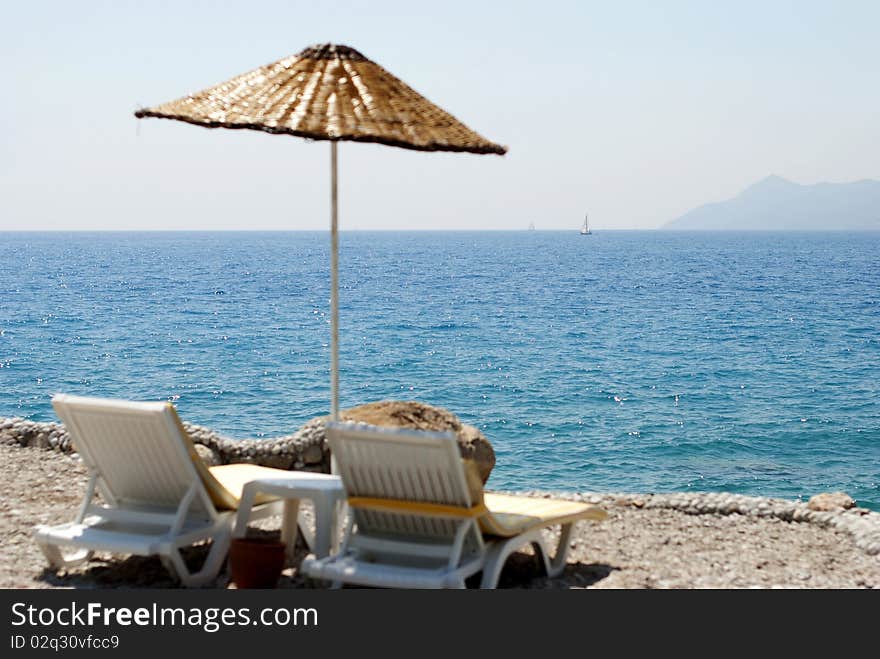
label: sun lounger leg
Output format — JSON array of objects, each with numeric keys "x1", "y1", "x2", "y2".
[
  {"x1": 480, "y1": 523, "x2": 577, "y2": 588},
  {"x1": 531, "y1": 522, "x2": 575, "y2": 578},
  {"x1": 38, "y1": 542, "x2": 93, "y2": 569},
  {"x1": 164, "y1": 531, "x2": 232, "y2": 587},
  {"x1": 480, "y1": 533, "x2": 532, "y2": 589}
]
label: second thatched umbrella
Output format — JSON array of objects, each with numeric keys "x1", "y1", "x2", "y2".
[{"x1": 135, "y1": 43, "x2": 506, "y2": 420}]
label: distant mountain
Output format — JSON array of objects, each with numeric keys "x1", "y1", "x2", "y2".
[{"x1": 664, "y1": 175, "x2": 880, "y2": 230}]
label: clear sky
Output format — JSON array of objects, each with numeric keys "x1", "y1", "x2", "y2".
[{"x1": 2, "y1": 0, "x2": 878, "y2": 231}]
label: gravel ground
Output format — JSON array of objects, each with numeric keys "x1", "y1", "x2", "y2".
[{"x1": 2, "y1": 443, "x2": 877, "y2": 589}]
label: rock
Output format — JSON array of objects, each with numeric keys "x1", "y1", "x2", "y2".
[
  {"x1": 256, "y1": 453, "x2": 295, "y2": 470},
  {"x1": 231, "y1": 455, "x2": 260, "y2": 465},
  {"x1": 301, "y1": 444, "x2": 323, "y2": 465},
  {"x1": 192, "y1": 444, "x2": 221, "y2": 467},
  {"x1": 808, "y1": 492, "x2": 856, "y2": 512},
  {"x1": 305, "y1": 400, "x2": 496, "y2": 484}
]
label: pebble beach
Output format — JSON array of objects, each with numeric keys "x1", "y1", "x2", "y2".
[{"x1": 3, "y1": 441, "x2": 878, "y2": 589}]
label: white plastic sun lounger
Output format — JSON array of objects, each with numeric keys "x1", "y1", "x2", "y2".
[
  {"x1": 34, "y1": 394, "x2": 294, "y2": 587},
  {"x1": 301, "y1": 424, "x2": 607, "y2": 589}
]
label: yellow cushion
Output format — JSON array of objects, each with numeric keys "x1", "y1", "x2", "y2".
[
  {"x1": 468, "y1": 457, "x2": 607, "y2": 537},
  {"x1": 479, "y1": 493, "x2": 607, "y2": 538},
  {"x1": 207, "y1": 464, "x2": 287, "y2": 509},
  {"x1": 167, "y1": 403, "x2": 286, "y2": 511}
]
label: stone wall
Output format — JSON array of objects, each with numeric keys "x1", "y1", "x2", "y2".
[
  {"x1": 0, "y1": 416, "x2": 331, "y2": 473},
  {"x1": 0, "y1": 400, "x2": 495, "y2": 481}
]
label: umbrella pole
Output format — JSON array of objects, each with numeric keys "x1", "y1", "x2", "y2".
[{"x1": 330, "y1": 141, "x2": 339, "y2": 422}]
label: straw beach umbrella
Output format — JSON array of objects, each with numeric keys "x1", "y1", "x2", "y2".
[{"x1": 135, "y1": 43, "x2": 506, "y2": 420}]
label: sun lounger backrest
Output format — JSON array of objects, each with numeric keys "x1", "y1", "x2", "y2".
[
  {"x1": 327, "y1": 424, "x2": 477, "y2": 542},
  {"x1": 52, "y1": 394, "x2": 209, "y2": 512}
]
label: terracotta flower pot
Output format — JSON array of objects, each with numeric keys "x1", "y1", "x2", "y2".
[{"x1": 229, "y1": 537, "x2": 286, "y2": 589}]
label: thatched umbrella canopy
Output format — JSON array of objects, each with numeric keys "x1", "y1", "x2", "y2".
[{"x1": 135, "y1": 43, "x2": 506, "y2": 419}]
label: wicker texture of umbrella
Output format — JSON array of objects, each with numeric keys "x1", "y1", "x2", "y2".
[{"x1": 134, "y1": 43, "x2": 506, "y2": 155}]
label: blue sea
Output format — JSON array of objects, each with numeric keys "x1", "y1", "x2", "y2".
[{"x1": 1, "y1": 231, "x2": 878, "y2": 509}]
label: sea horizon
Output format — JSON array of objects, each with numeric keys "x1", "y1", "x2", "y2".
[{"x1": 3, "y1": 228, "x2": 880, "y2": 233}]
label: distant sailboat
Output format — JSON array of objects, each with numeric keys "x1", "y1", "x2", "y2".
[
  {"x1": 528, "y1": 221, "x2": 536, "y2": 231},
  {"x1": 580, "y1": 213, "x2": 592, "y2": 235}
]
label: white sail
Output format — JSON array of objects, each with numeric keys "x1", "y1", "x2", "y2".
[{"x1": 580, "y1": 213, "x2": 591, "y2": 235}]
